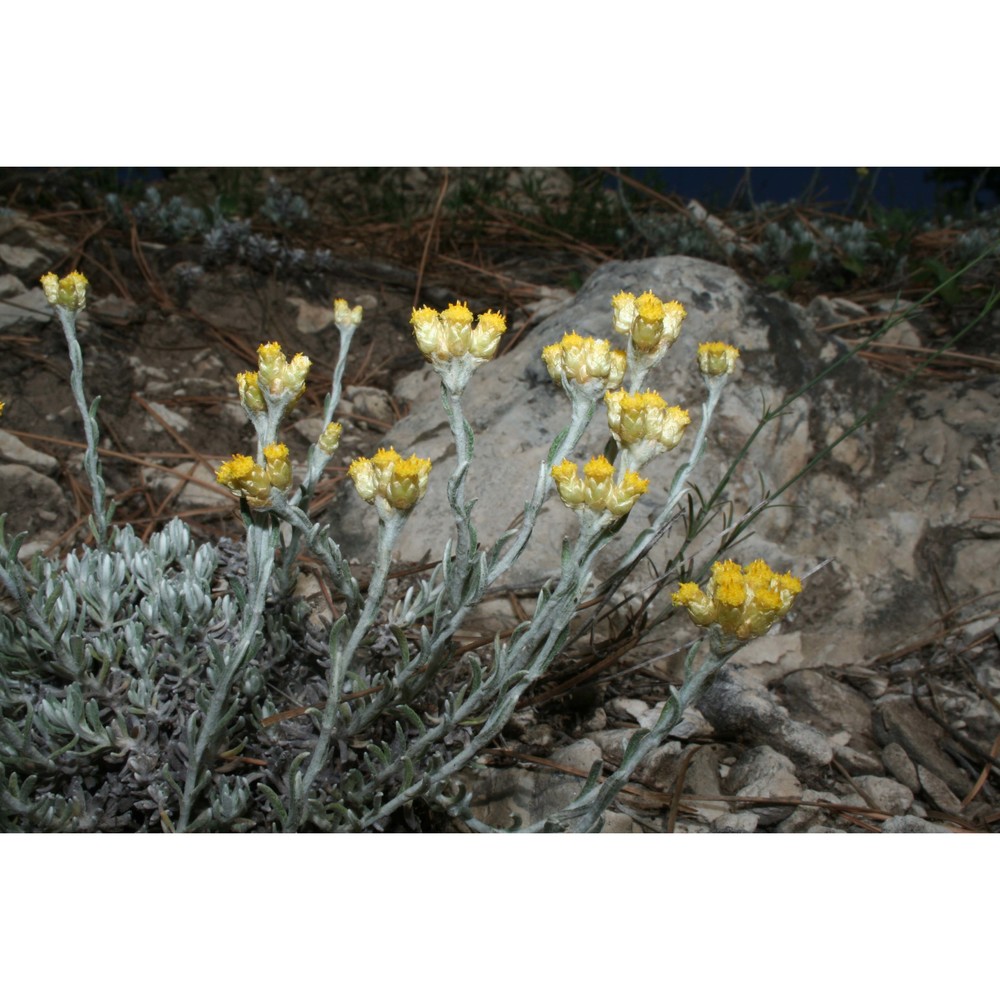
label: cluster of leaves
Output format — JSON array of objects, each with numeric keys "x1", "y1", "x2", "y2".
[{"x1": 0, "y1": 518, "x2": 329, "y2": 831}]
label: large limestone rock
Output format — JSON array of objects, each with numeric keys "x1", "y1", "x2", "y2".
[{"x1": 331, "y1": 254, "x2": 998, "y2": 674}]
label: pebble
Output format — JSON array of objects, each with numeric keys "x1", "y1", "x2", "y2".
[
  {"x1": 852, "y1": 775, "x2": 914, "y2": 816},
  {"x1": 724, "y1": 745, "x2": 802, "y2": 827},
  {"x1": 711, "y1": 811, "x2": 759, "y2": 833},
  {"x1": 700, "y1": 666, "x2": 833, "y2": 769},
  {"x1": 917, "y1": 765, "x2": 964, "y2": 814},
  {"x1": 881, "y1": 742, "x2": 920, "y2": 792},
  {"x1": 881, "y1": 816, "x2": 952, "y2": 833}
]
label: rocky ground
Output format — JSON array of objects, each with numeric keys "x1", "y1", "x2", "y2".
[{"x1": 1, "y1": 168, "x2": 998, "y2": 832}]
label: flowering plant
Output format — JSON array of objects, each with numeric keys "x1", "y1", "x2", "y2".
[{"x1": 0, "y1": 276, "x2": 802, "y2": 832}]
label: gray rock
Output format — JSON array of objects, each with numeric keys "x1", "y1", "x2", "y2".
[
  {"x1": 634, "y1": 741, "x2": 685, "y2": 790},
  {"x1": 873, "y1": 699, "x2": 969, "y2": 796},
  {"x1": 881, "y1": 742, "x2": 920, "y2": 793},
  {"x1": 0, "y1": 243, "x2": 48, "y2": 278},
  {"x1": 833, "y1": 743, "x2": 885, "y2": 776},
  {"x1": 723, "y1": 745, "x2": 802, "y2": 827},
  {"x1": 699, "y1": 666, "x2": 834, "y2": 769},
  {"x1": 776, "y1": 788, "x2": 842, "y2": 833},
  {"x1": 0, "y1": 273, "x2": 27, "y2": 298},
  {"x1": 322, "y1": 252, "x2": 1000, "y2": 691},
  {"x1": 917, "y1": 765, "x2": 964, "y2": 815},
  {"x1": 852, "y1": 775, "x2": 914, "y2": 816},
  {"x1": 0, "y1": 463, "x2": 70, "y2": 543},
  {"x1": 779, "y1": 669, "x2": 873, "y2": 739},
  {"x1": 711, "y1": 811, "x2": 759, "y2": 833},
  {"x1": 0, "y1": 287, "x2": 51, "y2": 336},
  {"x1": 0, "y1": 429, "x2": 58, "y2": 475},
  {"x1": 881, "y1": 816, "x2": 952, "y2": 833}
]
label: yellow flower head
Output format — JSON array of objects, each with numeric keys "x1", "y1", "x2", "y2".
[
  {"x1": 318, "y1": 421, "x2": 343, "y2": 455},
  {"x1": 216, "y1": 454, "x2": 273, "y2": 508},
  {"x1": 40, "y1": 270, "x2": 89, "y2": 312},
  {"x1": 385, "y1": 454, "x2": 433, "y2": 511},
  {"x1": 0, "y1": 401, "x2": 4, "y2": 418},
  {"x1": 236, "y1": 371, "x2": 265, "y2": 413},
  {"x1": 541, "y1": 333, "x2": 627, "y2": 391},
  {"x1": 333, "y1": 298, "x2": 364, "y2": 329},
  {"x1": 551, "y1": 455, "x2": 646, "y2": 517},
  {"x1": 254, "y1": 342, "x2": 311, "y2": 402},
  {"x1": 672, "y1": 559, "x2": 803, "y2": 642},
  {"x1": 349, "y1": 447, "x2": 431, "y2": 512},
  {"x1": 262, "y1": 442, "x2": 292, "y2": 491},
  {"x1": 611, "y1": 290, "x2": 686, "y2": 356},
  {"x1": 257, "y1": 341, "x2": 286, "y2": 387},
  {"x1": 698, "y1": 342, "x2": 740, "y2": 378},
  {"x1": 605, "y1": 389, "x2": 691, "y2": 452},
  {"x1": 611, "y1": 291, "x2": 638, "y2": 336},
  {"x1": 606, "y1": 469, "x2": 649, "y2": 517},
  {"x1": 411, "y1": 302, "x2": 506, "y2": 364}
]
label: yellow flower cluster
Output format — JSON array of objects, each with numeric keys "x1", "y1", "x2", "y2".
[
  {"x1": 317, "y1": 421, "x2": 343, "y2": 455},
  {"x1": 551, "y1": 455, "x2": 648, "y2": 518},
  {"x1": 672, "y1": 559, "x2": 802, "y2": 641},
  {"x1": 333, "y1": 298, "x2": 364, "y2": 329},
  {"x1": 237, "y1": 342, "x2": 311, "y2": 410},
  {"x1": 216, "y1": 443, "x2": 293, "y2": 508},
  {"x1": 541, "y1": 333, "x2": 627, "y2": 390},
  {"x1": 611, "y1": 290, "x2": 686, "y2": 354},
  {"x1": 697, "y1": 342, "x2": 740, "y2": 378},
  {"x1": 348, "y1": 447, "x2": 432, "y2": 512},
  {"x1": 410, "y1": 302, "x2": 507, "y2": 364},
  {"x1": 604, "y1": 389, "x2": 690, "y2": 452},
  {"x1": 40, "y1": 271, "x2": 89, "y2": 312}
]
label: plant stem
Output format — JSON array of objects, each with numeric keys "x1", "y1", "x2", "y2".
[{"x1": 55, "y1": 306, "x2": 111, "y2": 546}]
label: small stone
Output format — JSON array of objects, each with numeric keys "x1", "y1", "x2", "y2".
[
  {"x1": 585, "y1": 729, "x2": 633, "y2": 768},
  {"x1": 779, "y1": 669, "x2": 873, "y2": 738},
  {"x1": 699, "y1": 666, "x2": 834, "y2": 769},
  {"x1": 834, "y1": 743, "x2": 885, "y2": 776},
  {"x1": 0, "y1": 243, "x2": 48, "y2": 278},
  {"x1": 852, "y1": 775, "x2": 914, "y2": 816},
  {"x1": 89, "y1": 294, "x2": 143, "y2": 326},
  {"x1": 0, "y1": 288, "x2": 51, "y2": 336},
  {"x1": 550, "y1": 738, "x2": 603, "y2": 774},
  {"x1": 724, "y1": 745, "x2": 802, "y2": 827},
  {"x1": 881, "y1": 816, "x2": 952, "y2": 833},
  {"x1": 881, "y1": 742, "x2": 920, "y2": 792},
  {"x1": 0, "y1": 273, "x2": 27, "y2": 298},
  {"x1": 288, "y1": 296, "x2": 336, "y2": 335},
  {"x1": 776, "y1": 788, "x2": 840, "y2": 833},
  {"x1": 600, "y1": 812, "x2": 642, "y2": 833},
  {"x1": 917, "y1": 765, "x2": 964, "y2": 815},
  {"x1": 874, "y1": 700, "x2": 969, "y2": 795},
  {"x1": 579, "y1": 706, "x2": 607, "y2": 733},
  {"x1": 635, "y1": 741, "x2": 685, "y2": 791},
  {"x1": 712, "y1": 811, "x2": 759, "y2": 833},
  {"x1": 0, "y1": 429, "x2": 58, "y2": 475},
  {"x1": 607, "y1": 697, "x2": 650, "y2": 724}
]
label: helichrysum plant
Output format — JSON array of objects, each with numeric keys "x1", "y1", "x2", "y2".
[{"x1": 0, "y1": 273, "x2": 801, "y2": 832}]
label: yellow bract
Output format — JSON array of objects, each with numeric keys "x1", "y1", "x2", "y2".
[
  {"x1": 605, "y1": 389, "x2": 690, "y2": 451},
  {"x1": 551, "y1": 456, "x2": 648, "y2": 518},
  {"x1": 349, "y1": 447, "x2": 432, "y2": 512},
  {"x1": 40, "y1": 270, "x2": 89, "y2": 312},
  {"x1": 612, "y1": 290, "x2": 686, "y2": 354},
  {"x1": 541, "y1": 333, "x2": 627, "y2": 390},
  {"x1": 672, "y1": 559, "x2": 802, "y2": 641},
  {"x1": 697, "y1": 342, "x2": 740, "y2": 378},
  {"x1": 410, "y1": 302, "x2": 506, "y2": 364}
]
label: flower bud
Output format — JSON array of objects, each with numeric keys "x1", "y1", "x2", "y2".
[{"x1": 697, "y1": 342, "x2": 740, "y2": 378}]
